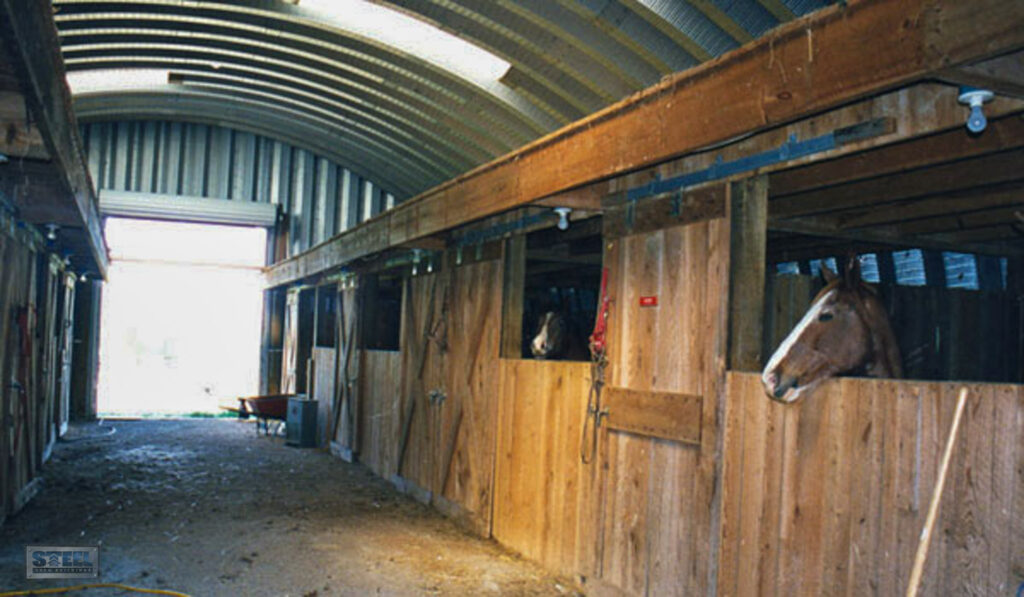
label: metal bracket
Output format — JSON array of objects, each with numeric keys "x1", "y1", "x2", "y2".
[
  {"x1": 670, "y1": 191, "x2": 682, "y2": 217},
  {"x1": 428, "y1": 388, "x2": 447, "y2": 406}
]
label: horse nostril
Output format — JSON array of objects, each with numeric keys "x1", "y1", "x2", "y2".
[{"x1": 773, "y1": 384, "x2": 787, "y2": 399}]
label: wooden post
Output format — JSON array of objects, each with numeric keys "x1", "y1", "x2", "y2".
[
  {"x1": 728, "y1": 175, "x2": 768, "y2": 371},
  {"x1": 922, "y1": 250, "x2": 947, "y2": 288},
  {"x1": 500, "y1": 235, "x2": 525, "y2": 358},
  {"x1": 876, "y1": 251, "x2": 897, "y2": 286}
]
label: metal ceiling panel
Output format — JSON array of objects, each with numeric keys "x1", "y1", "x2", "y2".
[{"x1": 54, "y1": 0, "x2": 822, "y2": 200}]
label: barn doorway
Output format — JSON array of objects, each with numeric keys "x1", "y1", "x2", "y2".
[{"x1": 97, "y1": 218, "x2": 267, "y2": 415}]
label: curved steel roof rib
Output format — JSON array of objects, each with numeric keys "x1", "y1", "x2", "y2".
[{"x1": 55, "y1": 0, "x2": 824, "y2": 199}]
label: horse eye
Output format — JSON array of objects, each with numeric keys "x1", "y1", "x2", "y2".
[{"x1": 818, "y1": 312, "x2": 834, "y2": 322}]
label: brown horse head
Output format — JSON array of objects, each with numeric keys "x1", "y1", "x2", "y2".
[{"x1": 761, "y1": 258, "x2": 902, "y2": 403}]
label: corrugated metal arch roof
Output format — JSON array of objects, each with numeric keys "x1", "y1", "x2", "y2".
[{"x1": 55, "y1": 0, "x2": 827, "y2": 199}]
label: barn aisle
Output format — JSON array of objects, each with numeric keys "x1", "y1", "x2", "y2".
[{"x1": 0, "y1": 420, "x2": 572, "y2": 596}]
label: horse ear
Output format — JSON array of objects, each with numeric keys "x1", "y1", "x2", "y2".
[
  {"x1": 845, "y1": 256, "x2": 862, "y2": 286},
  {"x1": 820, "y1": 261, "x2": 838, "y2": 284}
]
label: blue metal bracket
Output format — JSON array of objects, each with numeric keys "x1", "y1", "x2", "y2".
[
  {"x1": 453, "y1": 210, "x2": 556, "y2": 248},
  {"x1": 626, "y1": 131, "x2": 838, "y2": 203}
]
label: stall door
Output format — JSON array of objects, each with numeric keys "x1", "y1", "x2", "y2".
[
  {"x1": 396, "y1": 258, "x2": 503, "y2": 534},
  {"x1": 590, "y1": 220, "x2": 729, "y2": 596},
  {"x1": 331, "y1": 280, "x2": 360, "y2": 455}
]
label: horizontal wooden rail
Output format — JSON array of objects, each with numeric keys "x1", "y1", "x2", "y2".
[{"x1": 603, "y1": 387, "x2": 703, "y2": 445}]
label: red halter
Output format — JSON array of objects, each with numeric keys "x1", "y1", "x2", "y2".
[{"x1": 589, "y1": 267, "x2": 610, "y2": 358}]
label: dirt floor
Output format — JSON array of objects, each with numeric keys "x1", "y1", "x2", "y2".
[{"x1": 0, "y1": 419, "x2": 577, "y2": 596}]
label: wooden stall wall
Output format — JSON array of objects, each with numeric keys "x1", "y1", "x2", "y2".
[
  {"x1": 718, "y1": 372, "x2": 1024, "y2": 596},
  {"x1": 490, "y1": 212, "x2": 730, "y2": 595},
  {"x1": 355, "y1": 255, "x2": 504, "y2": 533},
  {"x1": 492, "y1": 360, "x2": 594, "y2": 578},
  {"x1": 0, "y1": 225, "x2": 67, "y2": 523}
]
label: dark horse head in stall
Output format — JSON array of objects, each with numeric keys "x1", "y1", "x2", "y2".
[
  {"x1": 530, "y1": 311, "x2": 589, "y2": 360},
  {"x1": 761, "y1": 259, "x2": 903, "y2": 403}
]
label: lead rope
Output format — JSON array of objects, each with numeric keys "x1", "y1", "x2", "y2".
[{"x1": 581, "y1": 267, "x2": 610, "y2": 465}]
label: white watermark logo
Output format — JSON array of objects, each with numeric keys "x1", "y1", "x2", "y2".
[{"x1": 26, "y1": 546, "x2": 99, "y2": 579}]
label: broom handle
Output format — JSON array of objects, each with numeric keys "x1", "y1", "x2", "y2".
[{"x1": 905, "y1": 386, "x2": 969, "y2": 597}]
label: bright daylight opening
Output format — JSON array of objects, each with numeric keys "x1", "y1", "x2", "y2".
[{"x1": 97, "y1": 218, "x2": 266, "y2": 416}]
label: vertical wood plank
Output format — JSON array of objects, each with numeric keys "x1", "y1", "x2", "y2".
[
  {"x1": 988, "y1": 386, "x2": 1019, "y2": 594},
  {"x1": 500, "y1": 236, "x2": 525, "y2": 358},
  {"x1": 728, "y1": 176, "x2": 767, "y2": 372}
]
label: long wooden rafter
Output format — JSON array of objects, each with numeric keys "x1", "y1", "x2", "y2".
[
  {"x1": 266, "y1": 0, "x2": 1024, "y2": 288},
  {"x1": 0, "y1": 0, "x2": 107, "y2": 277}
]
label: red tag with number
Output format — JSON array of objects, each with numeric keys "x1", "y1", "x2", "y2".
[{"x1": 639, "y1": 296, "x2": 658, "y2": 307}]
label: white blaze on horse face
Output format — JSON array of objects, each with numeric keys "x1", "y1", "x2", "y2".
[
  {"x1": 762, "y1": 289, "x2": 835, "y2": 402},
  {"x1": 531, "y1": 312, "x2": 554, "y2": 356}
]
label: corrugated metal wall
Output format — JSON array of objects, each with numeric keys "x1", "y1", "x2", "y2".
[{"x1": 81, "y1": 120, "x2": 397, "y2": 262}]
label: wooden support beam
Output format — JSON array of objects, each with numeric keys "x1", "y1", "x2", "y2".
[
  {"x1": 534, "y1": 183, "x2": 605, "y2": 211},
  {"x1": 894, "y1": 204, "x2": 1024, "y2": 237},
  {"x1": 938, "y1": 50, "x2": 1024, "y2": 99},
  {"x1": 772, "y1": 149, "x2": 1024, "y2": 219},
  {"x1": 0, "y1": 0, "x2": 107, "y2": 277},
  {"x1": 819, "y1": 181, "x2": 1024, "y2": 231},
  {"x1": 728, "y1": 176, "x2": 768, "y2": 371},
  {"x1": 769, "y1": 216, "x2": 1024, "y2": 257},
  {"x1": 756, "y1": 0, "x2": 796, "y2": 23},
  {"x1": 0, "y1": 92, "x2": 47, "y2": 160},
  {"x1": 603, "y1": 183, "x2": 726, "y2": 239},
  {"x1": 769, "y1": 113, "x2": 1024, "y2": 197},
  {"x1": 266, "y1": 0, "x2": 1024, "y2": 288}
]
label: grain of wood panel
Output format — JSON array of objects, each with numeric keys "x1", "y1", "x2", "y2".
[
  {"x1": 602, "y1": 387, "x2": 702, "y2": 445},
  {"x1": 311, "y1": 347, "x2": 336, "y2": 448},
  {"x1": 437, "y1": 258, "x2": 502, "y2": 528},
  {"x1": 357, "y1": 350, "x2": 401, "y2": 476},
  {"x1": 0, "y1": 229, "x2": 62, "y2": 521},
  {"x1": 596, "y1": 217, "x2": 729, "y2": 596},
  {"x1": 719, "y1": 372, "x2": 1024, "y2": 596},
  {"x1": 492, "y1": 359, "x2": 593, "y2": 578},
  {"x1": 1010, "y1": 387, "x2": 1024, "y2": 594},
  {"x1": 728, "y1": 176, "x2": 768, "y2": 372},
  {"x1": 385, "y1": 258, "x2": 502, "y2": 532},
  {"x1": 989, "y1": 386, "x2": 1020, "y2": 594}
]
